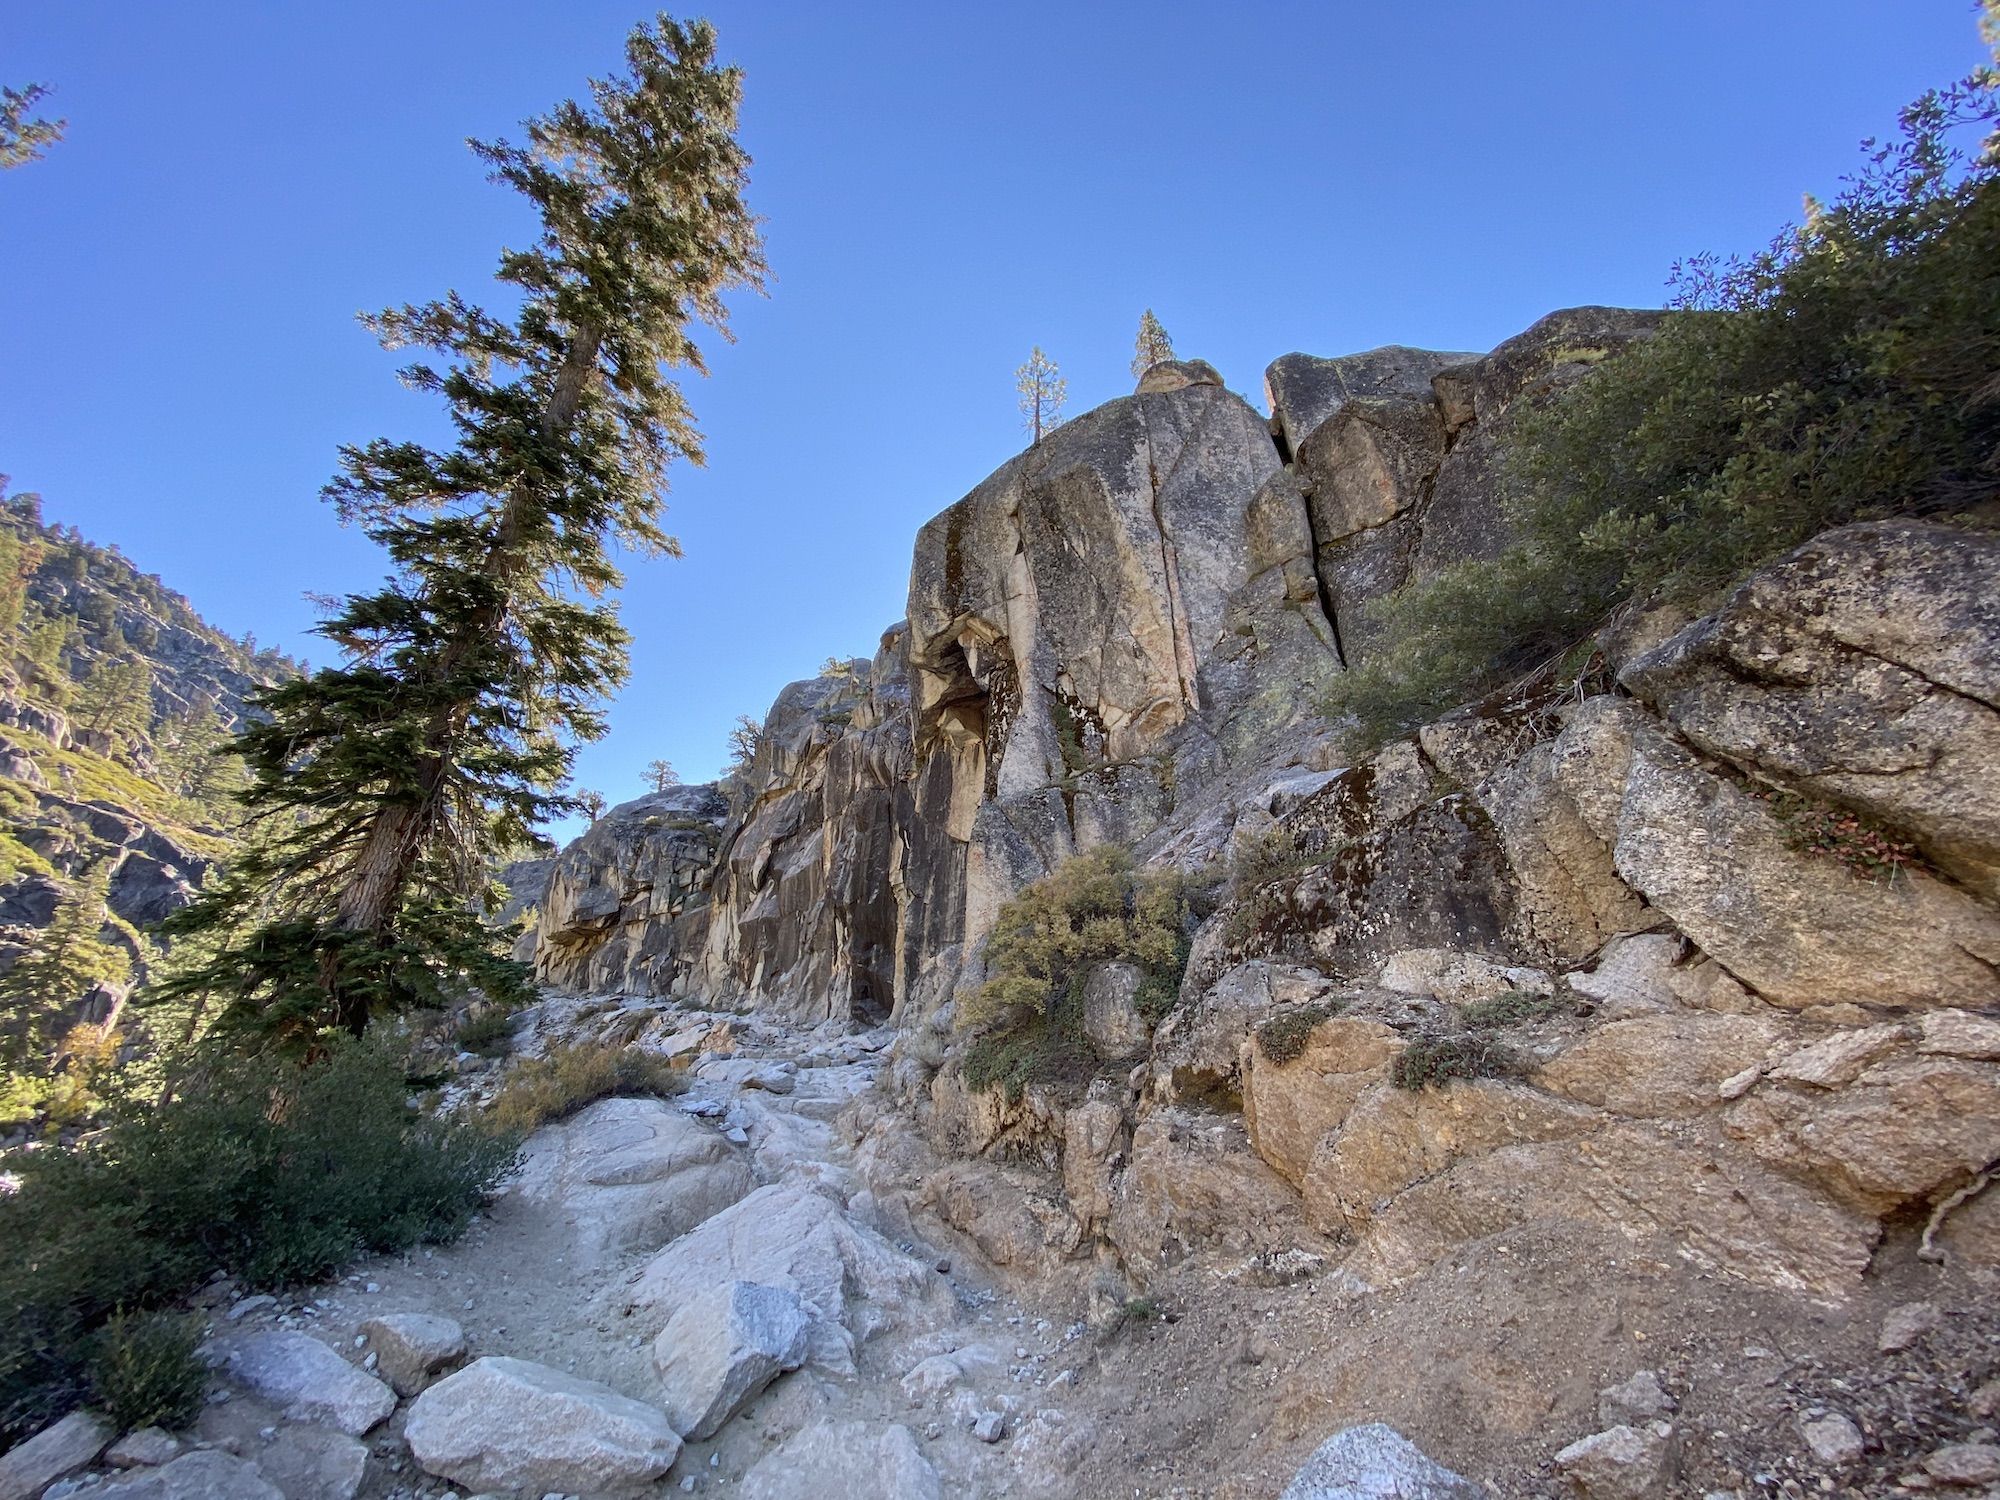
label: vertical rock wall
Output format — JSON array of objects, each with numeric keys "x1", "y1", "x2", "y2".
[{"x1": 527, "y1": 312, "x2": 1664, "y2": 1026}]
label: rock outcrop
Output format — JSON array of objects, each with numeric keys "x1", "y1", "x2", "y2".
[{"x1": 520, "y1": 313, "x2": 2000, "y2": 1352}]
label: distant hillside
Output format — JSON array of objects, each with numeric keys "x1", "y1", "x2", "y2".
[{"x1": 0, "y1": 484, "x2": 297, "y2": 1131}]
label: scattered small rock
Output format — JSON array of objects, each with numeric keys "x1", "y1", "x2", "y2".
[
  {"x1": 971, "y1": 1410, "x2": 1006, "y2": 1444},
  {"x1": 1878, "y1": 1301, "x2": 1941, "y2": 1353},
  {"x1": 1553, "y1": 1422, "x2": 1679, "y2": 1500},
  {"x1": 1800, "y1": 1414, "x2": 1865, "y2": 1466},
  {"x1": 226, "y1": 1295, "x2": 277, "y2": 1323},
  {"x1": 1598, "y1": 1370, "x2": 1673, "y2": 1428},
  {"x1": 1925, "y1": 1444, "x2": 2000, "y2": 1487},
  {"x1": 104, "y1": 1429, "x2": 182, "y2": 1470}
]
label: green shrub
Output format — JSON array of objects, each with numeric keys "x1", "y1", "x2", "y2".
[
  {"x1": 1458, "y1": 990, "x2": 1567, "y2": 1029},
  {"x1": 1255, "y1": 1001, "x2": 1346, "y2": 1064},
  {"x1": 87, "y1": 1311, "x2": 206, "y2": 1432},
  {"x1": 960, "y1": 1024, "x2": 1096, "y2": 1105},
  {"x1": 486, "y1": 1041, "x2": 687, "y2": 1135},
  {"x1": 0, "y1": 1036, "x2": 514, "y2": 1443},
  {"x1": 454, "y1": 1008, "x2": 516, "y2": 1057},
  {"x1": 1389, "y1": 1032, "x2": 1516, "y2": 1092},
  {"x1": 1326, "y1": 66, "x2": 2000, "y2": 748},
  {"x1": 957, "y1": 847, "x2": 1196, "y2": 1037}
]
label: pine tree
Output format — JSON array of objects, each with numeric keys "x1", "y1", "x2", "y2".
[
  {"x1": 0, "y1": 83, "x2": 64, "y2": 170},
  {"x1": 156, "y1": 15, "x2": 765, "y2": 1047},
  {"x1": 0, "y1": 869, "x2": 130, "y2": 1068},
  {"x1": 1130, "y1": 310, "x2": 1174, "y2": 379},
  {"x1": 726, "y1": 713, "x2": 762, "y2": 770},
  {"x1": 577, "y1": 789, "x2": 608, "y2": 821},
  {"x1": 77, "y1": 655, "x2": 153, "y2": 745},
  {"x1": 643, "y1": 758, "x2": 679, "y2": 792},
  {"x1": 19, "y1": 612, "x2": 73, "y2": 707},
  {"x1": 1016, "y1": 347, "x2": 1067, "y2": 444}
]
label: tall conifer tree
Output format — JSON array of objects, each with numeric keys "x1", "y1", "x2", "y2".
[
  {"x1": 159, "y1": 15, "x2": 765, "y2": 1046},
  {"x1": 1016, "y1": 347, "x2": 1067, "y2": 444}
]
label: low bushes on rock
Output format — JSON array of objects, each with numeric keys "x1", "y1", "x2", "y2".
[
  {"x1": 86, "y1": 1311, "x2": 206, "y2": 1433},
  {"x1": 454, "y1": 1008, "x2": 516, "y2": 1057},
  {"x1": 1389, "y1": 1032, "x2": 1516, "y2": 1092},
  {"x1": 0, "y1": 1036, "x2": 513, "y2": 1444},
  {"x1": 1255, "y1": 1001, "x2": 1347, "y2": 1064},
  {"x1": 486, "y1": 1041, "x2": 687, "y2": 1135},
  {"x1": 1458, "y1": 989, "x2": 1566, "y2": 1029},
  {"x1": 956, "y1": 848, "x2": 1201, "y2": 1099}
]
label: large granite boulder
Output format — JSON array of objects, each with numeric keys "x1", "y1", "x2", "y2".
[
  {"x1": 404, "y1": 1356, "x2": 682, "y2": 1492},
  {"x1": 201, "y1": 1330, "x2": 395, "y2": 1436},
  {"x1": 1280, "y1": 1422, "x2": 1482, "y2": 1499},
  {"x1": 652, "y1": 1279, "x2": 813, "y2": 1440},
  {"x1": 99, "y1": 1451, "x2": 282, "y2": 1499},
  {"x1": 505, "y1": 1095, "x2": 755, "y2": 1269},
  {"x1": 625, "y1": 1183, "x2": 952, "y2": 1371},
  {"x1": 739, "y1": 1419, "x2": 941, "y2": 1500},
  {"x1": 0, "y1": 1411, "x2": 109, "y2": 1500},
  {"x1": 1551, "y1": 695, "x2": 2000, "y2": 1010}
]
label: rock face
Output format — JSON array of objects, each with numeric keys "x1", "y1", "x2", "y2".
[
  {"x1": 404, "y1": 1356, "x2": 683, "y2": 1492},
  {"x1": 518, "y1": 315, "x2": 2000, "y2": 1335}
]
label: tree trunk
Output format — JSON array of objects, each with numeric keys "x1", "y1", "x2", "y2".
[{"x1": 320, "y1": 324, "x2": 605, "y2": 1034}]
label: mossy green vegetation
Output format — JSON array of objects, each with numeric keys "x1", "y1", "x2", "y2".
[
  {"x1": 1254, "y1": 1000, "x2": 1347, "y2": 1064},
  {"x1": 1389, "y1": 1031, "x2": 1517, "y2": 1092},
  {"x1": 1325, "y1": 64, "x2": 2000, "y2": 748}
]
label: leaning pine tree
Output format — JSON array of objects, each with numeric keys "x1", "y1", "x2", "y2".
[{"x1": 158, "y1": 15, "x2": 765, "y2": 1048}]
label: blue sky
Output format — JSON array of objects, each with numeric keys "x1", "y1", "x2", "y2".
[{"x1": 0, "y1": 2, "x2": 1987, "y2": 835}]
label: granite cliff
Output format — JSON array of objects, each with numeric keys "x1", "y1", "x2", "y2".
[{"x1": 503, "y1": 310, "x2": 2000, "y2": 1495}]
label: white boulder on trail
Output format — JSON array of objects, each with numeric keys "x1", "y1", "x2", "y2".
[{"x1": 403, "y1": 1354, "x2": 683, "y2": 1492}]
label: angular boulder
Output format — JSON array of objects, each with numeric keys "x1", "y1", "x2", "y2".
[
  {"x1": 652, "y1": 1280, "x2": 812, "y2": 1441},
  {"x1": 1621, "y1": 520, "x2": 2000, "y2": 902},
  {"x1": 625, "y1": 1183, "x2": 950, "y2": 1369},
  {"x1": 1279, "y1": 1422, "x2": 1481, "y2": 1499},
  {"x1": 99, "y1": 1451, "x2": 283, "y2": 1499},
  {"x1": 202, "y1": 1330, "x2": 395, "y2": 1436},
  {"x1": 404, "y1": 1356, "x2": 682, "y2": 1493},
  {"x1": 358, "y1": 1312, "x2": 467, "y2": 1397},
  {"x1": 1553, "y1": 1422, "x2": 1679, "y2": 1500},
  {"x1": 1551, "y1": 695, "x2": 2000, "y2": 1010},
  {"x1": 0, "y1": 1410, "x2": 109, "y2": 1500},
  {"x1": 740, "y1": 1419, "x2": 941, "y2": 1500},
  {"x1": 248, "y1": 1421, "x2": 367, "y2": 1500}
]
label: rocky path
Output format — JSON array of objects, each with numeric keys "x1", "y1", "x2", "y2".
[{"x1": 76, "y1": 994, "x2": 1093, "y2": 1500}]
